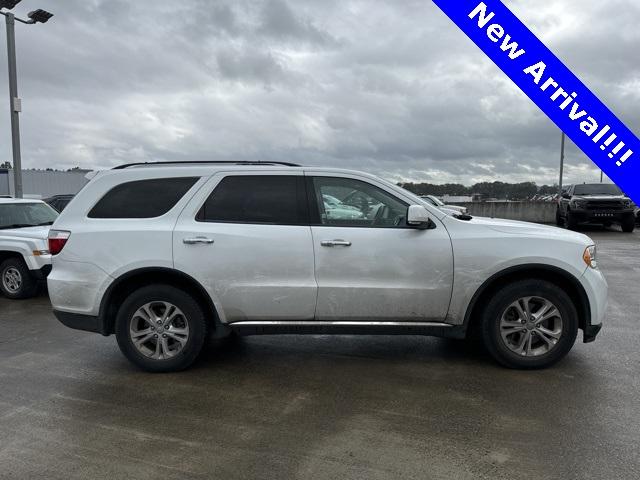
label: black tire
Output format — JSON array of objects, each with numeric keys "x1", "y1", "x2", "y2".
[
  {"x1": 0, "y1": 257, "x2": 39, "y2": 299},
  {"x1": 480, "y1": 279, "x2": 578, "y2": 369},
  {"x1": 566, "y1": 212, "x2": 578, "y2": 230},
  {"x1": 555, "y1": 208, "x2": 563, "y2": 227},
  {"x1": 115, "y1": 284, "x2": 208, "y2": 372},
  {"x1": 621, "y1": 215, "x2": 635, "y2": 233}
]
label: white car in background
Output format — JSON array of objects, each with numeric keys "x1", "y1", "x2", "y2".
[
  {"x1": 0, "y1": 198, "x2": 57, "y2": 298},
  {"x1": 322, "y1": 194, "x2": 364, "y2": 220},
  {"x1": 421, "y1": 195, "x2": 468, "y2": 215},
  {"x1": 47, "y1": 162, "x2": 607, "y2": 373}
]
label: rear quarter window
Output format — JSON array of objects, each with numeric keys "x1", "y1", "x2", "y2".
[{"x1": 88, "y1": 177, "x2": 199, "y2": 219}]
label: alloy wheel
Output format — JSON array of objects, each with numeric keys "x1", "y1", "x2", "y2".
[
  {"x1": 499, "y1": 296, "x2": 563, "y2": 357},
  {"x1": 129, "y1": 301, "x2": 190, "y2": 360}
]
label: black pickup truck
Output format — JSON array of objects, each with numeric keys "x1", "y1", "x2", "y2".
[{"x1": 556, "y1": 183, "x2": 635, "y2": 232}]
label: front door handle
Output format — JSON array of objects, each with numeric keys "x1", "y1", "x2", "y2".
[
  {"x1": 321, "y1": 240, "x2": 352, "y2": 247},
  {"x1": 183, "y1": 237, "x2": 214, "y2": 245}
]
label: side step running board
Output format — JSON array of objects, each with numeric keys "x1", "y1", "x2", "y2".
[{"x1": 228, "y1": 321, "x2": 465, "y2": 339}]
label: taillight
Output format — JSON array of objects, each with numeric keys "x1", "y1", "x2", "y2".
[{"x1": 48, "y1": 230, "x2": 71, "y2": 255}]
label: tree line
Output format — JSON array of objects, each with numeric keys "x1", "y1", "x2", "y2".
[
  {"x1": 399, "y1": 181, "x2": 559, "y2": 200},
  {"x1": 0, "y1": 162, "x2": 86, "y2": 172}
]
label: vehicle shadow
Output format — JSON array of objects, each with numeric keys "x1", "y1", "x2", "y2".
[{"x1": 195, "y1": 333, "x2": 497, "y2": 371}]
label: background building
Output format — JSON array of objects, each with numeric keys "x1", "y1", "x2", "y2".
[{"x1": 0, "y1": 169, "x2": 90, "y2": 198}]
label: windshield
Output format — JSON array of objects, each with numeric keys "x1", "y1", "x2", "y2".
[
  {"x1": 427, "y1": 195, "x2": 445, "y2": 206},
  {"x1": 0, "y1": 203, "x2": 59, "y2": 229},
  {"x1": 573, "y1": 184, "x2": 622, "y2": 196}
]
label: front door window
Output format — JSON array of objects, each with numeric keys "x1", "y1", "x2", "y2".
[{"x1": 311, "y1": 177, "x2": 408, "y2": 228}]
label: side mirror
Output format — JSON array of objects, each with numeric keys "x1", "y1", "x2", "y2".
[{"x1": 407, "y1": 205, "x2": 434, "y2": 229}]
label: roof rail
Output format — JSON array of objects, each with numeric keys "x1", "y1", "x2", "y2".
[{"x1": 112, "y1": 161, "x2": 301, "y2": 170}]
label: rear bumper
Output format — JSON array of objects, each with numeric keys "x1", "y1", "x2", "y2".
[
  {"x1": 47, "y1": 260, "x2": 110, "y2": 318},
  {"x1": 53, "y1": 309, "x2": 102, "y2": 334}
]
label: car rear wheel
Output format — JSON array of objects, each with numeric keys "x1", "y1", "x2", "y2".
[
  {"x1": 481, "y1": 279, "x2": 578, "y2": 369},
  {"x1": 115, "y1": 284, "x2": 208, "y2": 372},
  {"x1": 0, "y1": 257, "x2": 39, "y2": 299}
]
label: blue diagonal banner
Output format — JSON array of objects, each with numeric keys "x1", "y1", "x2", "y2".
[{"x1": 432, "y1": 0, "x2": 640, "y2": 203}]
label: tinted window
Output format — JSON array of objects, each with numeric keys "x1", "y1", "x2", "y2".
[
  {"x1": 311, "y1": 177, "x2": 408, "y2": 228},
  {"x1": 57, "y1": 198, "x2": 72, "y2": 211},
  {"x1": 573, "y1": 184, "x2": 622, "y2": 196},
  {"x1": 197, "y1": 175, "x2": 306, "y2": 225},
  {"x1": 89, "y1": 177, "x2": 198, "y2": 219}
]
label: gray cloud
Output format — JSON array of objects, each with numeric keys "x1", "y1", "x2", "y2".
[
  {"x1": 0, "y1": 0, "x2": 637, "y2": 186},
  {"x1": 257, "y1": 0, "x2": 339, "y2": 46}
]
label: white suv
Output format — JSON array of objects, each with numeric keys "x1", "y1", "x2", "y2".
[
  {"x1": 1, "y1": 198, "x2": 57, "y2": 298},
  {"x1": 47, "y1": 162, "x2": 607, "y2": 372}
]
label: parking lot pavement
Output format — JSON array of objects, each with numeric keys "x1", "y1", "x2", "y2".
[{"x1": 0, "y1": 229, "x2": 638, "y2": 480}]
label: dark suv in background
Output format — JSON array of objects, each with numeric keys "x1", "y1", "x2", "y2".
[
  {"x1": 43, "y1": 194, "x2": 74, "y2": 213},
  {"x1": 557, "y1": 183, "x2": 635, "y2": 232}
]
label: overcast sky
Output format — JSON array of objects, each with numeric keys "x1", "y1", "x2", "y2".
[{"x1": 0, "y1": 0, "x2": 638, "y2": 185}]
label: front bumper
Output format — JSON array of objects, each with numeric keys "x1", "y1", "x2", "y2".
[
  {"x1": 570, "y1": 209, "x2": 634, "y2": 223},
  {"x1": 580, "y1": 266, "x2": 607, "y2": 343},
  {"x1": 583, "y1": 323, "x2": 602, "y2": 343}
]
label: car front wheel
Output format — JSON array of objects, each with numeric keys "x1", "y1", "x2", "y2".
[
  {"x1": 621, "y1": 214, "x2": 635, "y2": 233},
  {"x1": 555, "y1": 209, "x2": 563, "y2": 227},
  {"x1": 566, "y1": 212, "x2": 578, "y2": 230},
  {"x1": 481, "y1": 279, "x2": 578, "y2": 369},
  {"x1": 115, "y1": 284, "x2": 208, "y2": 372}
]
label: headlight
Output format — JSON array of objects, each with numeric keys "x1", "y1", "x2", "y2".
[
  {"x1": 572, "y1": 200, "x2": 586, "y2": 208},
  {"x1": 583, "y1": 245, "x2": 597, "y2": 269},
  {"x1": 623, "y1": 199, "x2": 632, "y2": 208}
]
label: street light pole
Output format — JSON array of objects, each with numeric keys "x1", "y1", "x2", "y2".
[
  {"x1": 1, "y1": 3, "x2": 53, "y2": 198},
  {"x1": 5, "y1": 12, "x2": 23, "y2": 198},
  {"x1": 558, "y1": 132, "x2": 565, "y2": 195}
]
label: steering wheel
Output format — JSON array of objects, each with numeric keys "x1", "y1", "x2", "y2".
[
  {"x1": 393, "y1": 214, "x2": 405, "y2": 226},
  {"x1": 373, "y1": 205, "x2": 389, "y2": 226}
]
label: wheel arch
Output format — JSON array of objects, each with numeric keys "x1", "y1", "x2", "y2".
[
  {"x1": 0, "y1": 249, "x2": 25, "y2": 264},
  {"x1": 463, "y1": 264, "x2": 591, "y2": 336},
  {"x1": 98, "y1": 267, "x2": 220, "y2": 336}
]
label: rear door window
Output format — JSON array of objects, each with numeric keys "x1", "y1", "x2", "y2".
[
  {"x1": 88, "y1": 177, "x2": 199, "y2": 219},
  {"x1": 196, "y1": 175, "x2": 307, "y2": 225}
]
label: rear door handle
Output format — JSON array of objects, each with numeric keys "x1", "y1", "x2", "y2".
[
  {"x1": 321, "y1": 240, "x2": 352, "y2": 247},
  {"x1": 183, "y1": 237, "x2": 214, "y2": 245}
]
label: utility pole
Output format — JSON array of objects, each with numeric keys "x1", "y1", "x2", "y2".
[
  {"x1": 5, "y1": 12, "x2": 22, "y2": 197},
  {"x1": 558, "y1": 132, "x2": 565, "y2": 195},
  {"x1": 1, "y1": 2, "x2": 53, "y2": 198}
]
